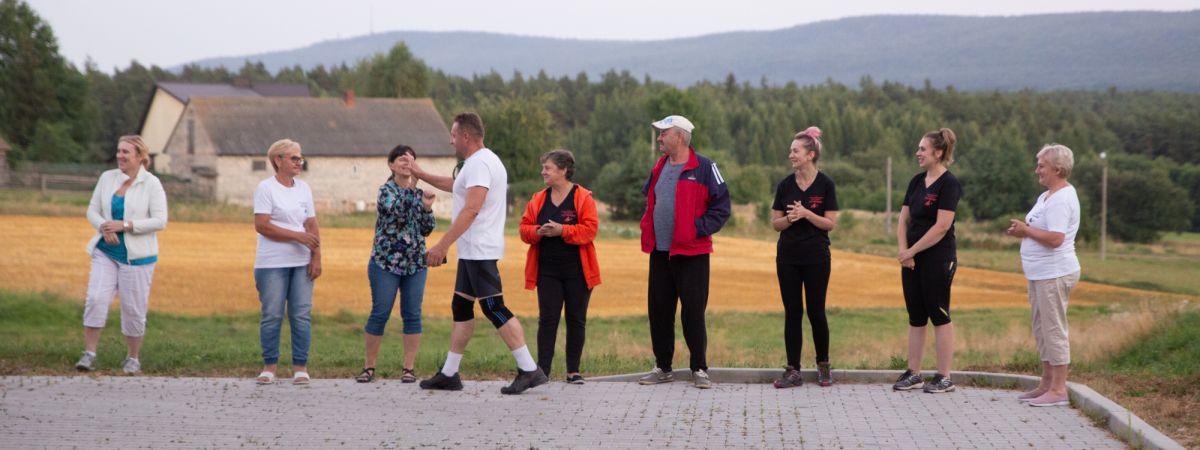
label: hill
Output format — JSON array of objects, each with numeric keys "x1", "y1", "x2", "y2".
[{"x1": 185, "y1": 11, "x2": 1200, "y2": 91}]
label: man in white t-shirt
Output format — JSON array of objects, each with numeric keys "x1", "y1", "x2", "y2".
[{"x1": 406, "y1": 112, "x2": 548, "y2": 394}]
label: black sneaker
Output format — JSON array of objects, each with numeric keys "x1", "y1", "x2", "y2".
[
  {"x1": 565, "y1": 374, "x2": 586, "y2": 385},
  {"x1": 892, "y1": 369, "x2": 924, "y2": 391},
  {"x1": 773, "y1": 366, "x2": 803, "y2": 389},
  {"x1": 923, "y1": 373, "x2": 956, "y2": 393},
  {"x1": 501, "y1": 368, "x2": 549, "y2": 395},
  {"x1": 419, "y1": 371, "x2": 463, "y2": 391}
]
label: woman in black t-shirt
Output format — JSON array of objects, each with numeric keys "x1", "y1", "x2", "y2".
[
  {"x1": 770, "y1": 127, "x2": 840, "y2": 389},
  {"x1": 519, "y1": 150, "x2": 602, "y2": 385},
  {"x1": 892, "y1": 128, "x2": 962, "y2": 394}
]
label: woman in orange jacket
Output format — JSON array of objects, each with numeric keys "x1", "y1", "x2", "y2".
[{"x1": 520, "y1": 149, "x2": 601, "y2": 384}]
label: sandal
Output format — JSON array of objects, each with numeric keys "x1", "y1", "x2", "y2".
[
  {"x1": 293, "y1": 371, "x2": 311, "y2": 386},
  {"x1": 400, "y1": 368, "x2": 417, "y2": 383},
  {"x1": 356, "y1": 368, "x2": 376, "y2": 383},
  {"x1": 256, "y1": 371, "x2": 276, "y2": 385}
]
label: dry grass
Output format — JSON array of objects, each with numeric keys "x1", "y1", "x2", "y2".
[{"x1": 1, "y1": 215, "x2": 1187, "y2": 318}]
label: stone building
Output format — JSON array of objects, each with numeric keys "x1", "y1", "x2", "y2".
[
  {"x1": 140, "y1": 81, "x2": 311, "y2": 173},
  {"x1": 159, "y1": 93, "x2": 458, "y2": 215}
]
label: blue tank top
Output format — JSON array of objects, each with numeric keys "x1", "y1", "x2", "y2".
[{"x1": 95, "y1": 195, "x2": 157, "y2": 265}]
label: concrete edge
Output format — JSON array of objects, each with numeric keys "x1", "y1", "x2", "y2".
[{"x1": 591, "y1": 368, "x2": 1183, "y2": 450}]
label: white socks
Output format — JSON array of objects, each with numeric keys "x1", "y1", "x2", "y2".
[
  {"x1": 442, "y1": 347, "x2": 536, "y2": 375},
  {"x1": 512, "y1": 345, "x2": 537, "y2": 372},
  {"x1": 441, "y1": 351, "x2": 463, "y2": 376}
]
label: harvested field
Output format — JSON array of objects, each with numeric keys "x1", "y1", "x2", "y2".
[{"x1": 0, "y1": 215, "x2": 1184, "y2": 317}]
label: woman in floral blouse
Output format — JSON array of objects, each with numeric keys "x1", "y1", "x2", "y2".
[{"x1": 357, "y1": 145, "x2": 436, "y2": 383}]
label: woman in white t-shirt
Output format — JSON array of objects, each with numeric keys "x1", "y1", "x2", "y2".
[
  {"x1": 252, "y1": 139, "x2": 322, "y2": 386},
  {"x1": 1006, "y1": 144, "x2": 1081, "y2": 408}
]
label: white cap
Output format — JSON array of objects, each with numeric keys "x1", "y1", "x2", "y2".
[{"x1": 651, "y1": 115, "x2": 695, "y2": 133}]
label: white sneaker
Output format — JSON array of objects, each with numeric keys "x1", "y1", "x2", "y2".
[
  {"x1": 121, "y1": 357, "x2": 141, "y2": 374},
  {"x1": 75, "y1": 352, "x2": 96, "y2": 371}
]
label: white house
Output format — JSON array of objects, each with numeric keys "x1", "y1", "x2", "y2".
[
  {"x1": 139, "y1": 81, "x2": 311, "y2": 173},
  {"x1": 159, "y1": 93, "x2": 458, "y2": 216}
]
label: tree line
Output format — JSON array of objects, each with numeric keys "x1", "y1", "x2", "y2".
[{"x1": 1, "y1": 0, "x2": 1197, "y2": 242}]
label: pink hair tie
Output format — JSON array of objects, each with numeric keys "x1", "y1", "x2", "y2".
[{"x1": 803, "y1": 127, "x2": 822, "y2": 140}]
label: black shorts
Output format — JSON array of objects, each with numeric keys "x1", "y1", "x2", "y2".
[
  {"x1": 451, "y1": 260, "x2": 513, "y2": 328},
  {"x1": 901, "y1": 259, "x2": 956, "y2": 327}
]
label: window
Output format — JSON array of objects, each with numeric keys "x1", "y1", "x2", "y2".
[
  {"x1": 302, "y1": 159, "x2": 309, "y2": 171},
  {"x1": 252, "y1": 160, "x2": 266, "y2": 172}
]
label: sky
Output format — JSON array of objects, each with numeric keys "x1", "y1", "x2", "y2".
[{"x1": 26, "y1": 0, "x2": 1200, "y2": 71}]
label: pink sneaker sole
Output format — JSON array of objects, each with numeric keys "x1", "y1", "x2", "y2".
[{"x1": 1029, "y1": 395, "x2": 1070, "y2": 407}]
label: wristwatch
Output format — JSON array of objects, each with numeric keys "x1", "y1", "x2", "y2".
[{"x1": 124, "y1": 220, "x2": 132, "y2": 231}]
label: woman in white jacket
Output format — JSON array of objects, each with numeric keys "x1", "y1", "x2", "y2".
[{"x1": 75, "y1": 135, "x2": 167, "y2": 374}]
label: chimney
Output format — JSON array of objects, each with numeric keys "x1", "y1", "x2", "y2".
[{"x1": 343, "y1": 90, "x2": 356, "y2": 108}]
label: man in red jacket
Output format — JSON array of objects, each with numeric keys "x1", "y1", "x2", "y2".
[{"x1": 637, "y1": 115, "x2": 731, "y2": 389}]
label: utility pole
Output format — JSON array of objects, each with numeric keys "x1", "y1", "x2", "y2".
[
  {"x1": 885, "y1": 156, "x2": 893, "y2": 235},
  {"x1": 1100, "y1": 152, "x2": 1108, "y2": 260}
]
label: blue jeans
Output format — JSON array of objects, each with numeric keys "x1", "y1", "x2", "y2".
[
  {"x1": 254, "y1": 266, "x2": 313, "y2": 366},
  {"x1": 365, "y1": 262, "x2": 427, "y2": 335}
]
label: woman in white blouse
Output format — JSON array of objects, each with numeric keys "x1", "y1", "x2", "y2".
[
  {"x1": 253, "y1": 139, "x2": 322, "y2": 385},
  {"x1": 76, "y1": 135, "x2": 168, "y2": 375},
  {"x1": 1006, "y1": 144, "x2": 1081, "y2": 407}
]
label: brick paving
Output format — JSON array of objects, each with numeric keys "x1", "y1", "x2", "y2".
[{"x1": 0, "y1": 375, "x2": 1125, "y2": 449}]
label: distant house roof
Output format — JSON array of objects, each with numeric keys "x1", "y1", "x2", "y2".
[
  {"x1": 156, "y1": 81, "x2": 311, "y2": 103},
  {"x1": 188, "y1": 97, "x2": 455, "y2": 157},
  {"x1": 249, "y1": 83, "x2": 313, "y2": 97}
]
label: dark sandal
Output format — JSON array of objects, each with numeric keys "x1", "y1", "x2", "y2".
[
  {"x1": 400, "y1": 368, "x2": 417, "y2": 383},
  {"x1": 356, "y1": 368, "x2": 375, "y2": 383}
]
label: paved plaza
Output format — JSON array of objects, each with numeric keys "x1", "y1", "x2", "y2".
[{"x1": 0, "y1": 374, "x2": 1128, "y2": 449}]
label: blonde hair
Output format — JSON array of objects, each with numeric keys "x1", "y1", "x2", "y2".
[
  {"x1": 267, "y1": 139, "x2": 301, "y2": 171},
  {"x1": 792, "y1": 126, "x2": 823, "y2": 163},
  {"x1": 118, "y1": 135, "x2": 151, "y2": 169},
  {"x1": 922, "y1": 128, "x2": 957, "y2": 165},
  {"x1": 1037, "y1": 144, "x2": 1075, "y2": 179}
]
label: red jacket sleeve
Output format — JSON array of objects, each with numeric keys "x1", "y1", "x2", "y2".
[{"x1": 519, "y1": 192, "x2": 543, "y2": 245}]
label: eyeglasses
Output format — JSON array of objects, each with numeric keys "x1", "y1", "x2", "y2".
[{"x1": 279, "y1": 155, "x2": 305, "y2": 164}]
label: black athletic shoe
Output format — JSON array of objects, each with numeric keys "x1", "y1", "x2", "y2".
[
  {"x1": 923, "y1": 373, "x2": 956, "y2": 393},
  {"x1": 501, "y1": 368, "x2": 549, "y2": 395},
  {"x1": 419, "y1": 371, "x2": 463, "y2": 391},
  {"x1": 773, "y1": 366, "x2": 803, "y2": 389},
  {"x1": 892, "y1": 369, "x2": 924, "y2": 391},
  {"x1": 565, "y1": 374, "x2": 586, "y2": 385}
]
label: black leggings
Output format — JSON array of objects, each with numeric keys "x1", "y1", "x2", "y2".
[
  {"x1": 535, "y1": 269, "x2": 592, "y2": 375},
  {"x1": 776, "y1": 260, "x2": 831, "y2": 366}
]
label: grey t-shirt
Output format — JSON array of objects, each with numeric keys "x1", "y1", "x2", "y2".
[{"x1": 653, "y1": 162, "x2": 686, "y2": 251}]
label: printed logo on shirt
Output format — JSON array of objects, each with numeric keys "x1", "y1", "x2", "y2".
[
  {"x1": 808, "y1": 196, "x2": 824, "y2": 209},
  {"x1": 686, "y1": 175, "x2": 697, "y2": 181},
  {"x1": 924, "y1": 194, "x2": 938, "y2": 207},
  {"x1": 560, "y1": 210, "x2": 577, "y2": 223}
]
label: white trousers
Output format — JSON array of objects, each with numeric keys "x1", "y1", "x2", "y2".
[{"x1": 83, "y1": 250, "x2": 155, "y2": 337}]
